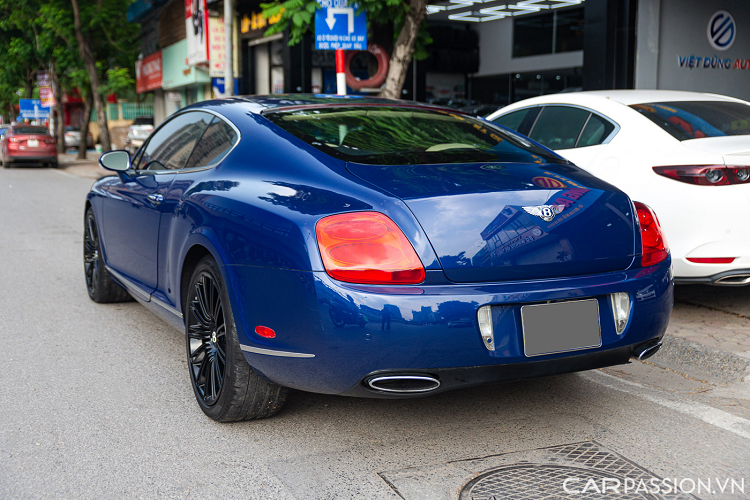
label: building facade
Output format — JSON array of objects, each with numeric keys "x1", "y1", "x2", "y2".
[{"x1": 128, "y1": 0, "x2": 750, "y2": 126}]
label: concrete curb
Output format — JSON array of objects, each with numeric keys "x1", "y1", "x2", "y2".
[{"x1": 649, "y1": 334, "x2": 750, "y2": 384}]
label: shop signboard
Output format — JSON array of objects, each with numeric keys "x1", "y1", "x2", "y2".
[
  {"x1": 185, "y1": 0, "x2": 209, "y2": 65},
  {"x1": 314, "y1": 0, "x2": 366, "y2": 50},
  {"x1": 37, "y1": 72, "x2": 55, "y2": 108},
  {"x1": 135, "y1": 51, "x2": 163, "y2": 93},
  {"x1": 211, "y1": 77, "x2": 239, "y2": 98},
  {"x1": 209, "y1": 17, "x2": 226, "y2": 77},
  {"x1": 19, "y1": 99, "x2": 50, "y2": 120}
]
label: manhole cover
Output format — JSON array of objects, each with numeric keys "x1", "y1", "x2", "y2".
[
  {"x1": 457, "y1": 442, "x2": 697, "y2": 500},
  {"x1": 461, "y1": 464, "x2": 657, "y2": 500}
]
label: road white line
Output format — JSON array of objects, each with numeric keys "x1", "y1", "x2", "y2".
[{"x1": 585, "y1": 370, "x2": 750, "y2": 441}]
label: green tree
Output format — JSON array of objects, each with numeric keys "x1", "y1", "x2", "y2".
[{"x1": 261, "y1": 0, "x2": 431, "y2": 99}]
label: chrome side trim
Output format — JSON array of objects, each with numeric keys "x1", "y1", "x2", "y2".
[
  {"x1": 105, "y1": 266, "x2": 150, "y2": 302},
  {"x1": 240, "y1": 344, "x2": 315, "y2": 358},
  {"x1": 150, "y1": 295, "x2": 184, "y2": 319}
]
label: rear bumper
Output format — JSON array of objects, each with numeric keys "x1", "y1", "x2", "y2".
[
  {"x1": 674, "y1": 268, "x2": 750, "y2": 286},
  {"x1": 229, "y1": 258, "x2": 673, "y2": 396},
  {"x1": 6, "y1": 152, "x2": 57, "y2": 162},
  {"x1": 341, "y1": 344, "x2": 638, "y2": 398}
]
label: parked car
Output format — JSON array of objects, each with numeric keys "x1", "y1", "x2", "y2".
[
  {"x1": 459, "y1": 103, "x2": 504, "y2": 117},
  {"x1": 425, "y1": 98, "x2": 478, "y2": 109},
  {"x1": 1, "y1": 125, "x2": 57, "y2": 168},
  {"x1": 85, "y1": 95, "x2": 672, "y2": 421},
  {"x1": 63, "y1": 126, "x2": 94, "y2": 149},
  {"x1": 487, "y1": 90, "x2": 750, "y2": 286},
  {"x1": 125, "y1": 115, "x2": 154, "y2": 154}
]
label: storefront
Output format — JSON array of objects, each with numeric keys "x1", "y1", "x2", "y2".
[{"x1": 635, "y1": 0, "x2": 750, "y2": 101}]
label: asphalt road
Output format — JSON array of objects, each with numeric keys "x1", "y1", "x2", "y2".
[{"x1": 1, "y1": 166, "x2": 749, "y2": 499}]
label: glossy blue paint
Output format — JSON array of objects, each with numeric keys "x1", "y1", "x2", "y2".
[
  {"x1": 346, "y1": 162, "x2": 636, "y2": 282},
  {"x1": 86, "y1": 95, "x2": 673, "y2": 398}
]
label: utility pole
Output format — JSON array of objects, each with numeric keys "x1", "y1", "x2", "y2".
[{"x1": 225, "y1": 0, "x2": 234, "y2": 96}]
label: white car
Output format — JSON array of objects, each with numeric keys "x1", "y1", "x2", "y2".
[{"x1": 487, "y1": 90, "x2": 750, "y2": 286}]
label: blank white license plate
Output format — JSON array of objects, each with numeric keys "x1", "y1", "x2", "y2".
[
  {"x1": 27, "y1": 139, "x2": 38, "y2": 147},
  {"x1": 521, "y1": 299, "x2": 601, "y2": 357}
]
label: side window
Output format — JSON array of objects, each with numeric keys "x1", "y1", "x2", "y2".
[
  {"x1": 528, "y1": 106, "x2": 590, "y2": 150},
  {"x1": 576, "y1": 113, "x2": 616, "y2": 147},
  {"x1": 135, "y1": 112, "x2": 212, "y2": 171},
  {"x1": 183, "y1": 117, "x2": 238, "y2": 170},
  {"x1": 492, "y1": 109, "x2": 531, "y2": 132}
]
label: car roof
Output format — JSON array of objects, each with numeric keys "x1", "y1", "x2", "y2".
[
  {"x1": 502, "y1": 90, "x2": 746, "y2": 108},
  {"x1": 183, "y1": 94, "x2": 456, "y2": 114}
]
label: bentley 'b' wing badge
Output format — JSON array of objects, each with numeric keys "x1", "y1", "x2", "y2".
[{"x1": 522, "y1": 204, "x2": 565, "y2": 222}]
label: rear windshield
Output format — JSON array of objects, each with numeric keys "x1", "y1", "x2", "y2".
[
  {"x1": 13, "y1": 126, "x2": 49, "y2": 135},
  {"x1": 630, "y1": 101, "x2": 750, "y2": 140},
  {"x1": 133, "y1": 117, "x2": 153, "y2": 125},
  {"x1": 264, "y1": 106, "x2": 565, "y2": 165}
]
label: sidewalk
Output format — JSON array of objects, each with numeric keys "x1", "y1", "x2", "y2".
[
  {"x1": 57, "y1": 151, "x2": 105, "y2": 179},
  {"x1": 657, "y1": 286, "x2": 750, "y2": 384}
]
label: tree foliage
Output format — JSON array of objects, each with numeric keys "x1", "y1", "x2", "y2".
[{"x1": 0, "y1": 0, "x2": 138, "y2": 153}]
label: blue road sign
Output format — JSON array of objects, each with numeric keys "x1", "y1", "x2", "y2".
[
  {"x1": 315, "y1": 0, "x2": 366, "y2": 50},
  {"x1": 19, "y1": 99, "x2": 50, "y2": 120}
]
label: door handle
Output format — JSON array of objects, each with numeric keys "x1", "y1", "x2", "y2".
[{"x1": 148, "y1": 193, "x2": 164, "y2": 205}]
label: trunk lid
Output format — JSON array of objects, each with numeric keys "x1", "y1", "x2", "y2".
[
  {"x1": 680, "y1": 135, "x2": 750, "y2": 165},
  {"x1": 346, "y1": 162, "x2": 637, "y2": 283}
]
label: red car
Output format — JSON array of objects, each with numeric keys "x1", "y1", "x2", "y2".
[{"x1": 1, "y1": 125, "x2": 58, "y2": 168}]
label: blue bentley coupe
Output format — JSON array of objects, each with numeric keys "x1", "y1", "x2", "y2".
[{"x1": 84, "y1": 95, "x2": 673, "y2": 421}]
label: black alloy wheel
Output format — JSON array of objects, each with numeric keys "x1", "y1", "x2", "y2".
[
  {"x1": 185, "y1": 257, "x2": 288, "y2": 421},
  {"x1": 84, "y1": 211, "x2": 100, "y2": 296},
  {"x1": 186, "y1": 272, "x2": 227, "y2": 406},
  {"x1": 83, "y1": 208, "x2": 131, "y2": 303}
]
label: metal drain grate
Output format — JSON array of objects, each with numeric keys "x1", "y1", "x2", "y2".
[{"x1": 458, "y1": 442, "x2": 697, "y2": 500}]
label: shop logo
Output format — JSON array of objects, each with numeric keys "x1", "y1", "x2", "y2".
[{"x1": 707, "y1": 11, "x2": 736, "y2": 51}]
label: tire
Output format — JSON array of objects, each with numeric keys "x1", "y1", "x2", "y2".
[
  {"x1": 185, "y1": 256, "x2": 288, "y2": 421},
  {"x1": 83, "y1": 208, "x2": 132, "y2": 303}
]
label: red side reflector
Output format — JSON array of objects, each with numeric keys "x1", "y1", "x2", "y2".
[
  {"x1": 255, "y1": 326, "x2": 276, "y2": 338},
  {"x1": 316, "y1": 212, "x2": 425, "y2": 285},
  {"x1": 634, "y1": 201, "x2": 669, "y2": 268},
  {"x1": 686, "y1": 257, "x2": 736, "y2": 264}
]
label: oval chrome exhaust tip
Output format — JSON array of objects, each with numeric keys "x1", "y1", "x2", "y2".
[
  {"x1": 713, "y1": 274, "x2": 750, "y2": 286},
  {"x1": 633, "y1": 340, "x2": 663, "y2": 361},
  {"x1": 366, "y1": 375, "x2": 441, "y2": 393}
]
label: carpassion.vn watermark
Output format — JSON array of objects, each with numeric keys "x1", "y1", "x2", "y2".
[{"x1": 562, "y1": 477, "x2": 745, "y2": 495}]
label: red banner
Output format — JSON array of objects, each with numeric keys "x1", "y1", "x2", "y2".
[{"x1": 136, "y1": 51, "x2": 163, "y2": 93}]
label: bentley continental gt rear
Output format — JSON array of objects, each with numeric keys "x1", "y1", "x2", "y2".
[{"x1": 85, "y1": 96, "x2": 673, "y2": 421}]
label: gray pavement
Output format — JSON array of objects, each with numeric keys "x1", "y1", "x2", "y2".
[{"x1": 2, "y1": 164, "x2": 749, "y2": 499}]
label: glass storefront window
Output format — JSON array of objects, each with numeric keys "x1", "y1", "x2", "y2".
[{"x1": 513, "y1": 7, "x2": 584, "y2": 58}]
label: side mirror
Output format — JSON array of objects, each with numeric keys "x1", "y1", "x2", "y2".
[{"x1": 99, "y1": 150, "x2": 131, "y2": 172}]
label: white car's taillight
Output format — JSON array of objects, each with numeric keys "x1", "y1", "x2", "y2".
[{"x1": 653, "y1": 165, "x2": 750, "y2": 185}]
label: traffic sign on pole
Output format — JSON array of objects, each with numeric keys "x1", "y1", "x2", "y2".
[
  {"x1": 314, "y1": 0, "x2": 366, "y2": 51},
  {"x1": 19, "y1": 99, "x2": 50, "y2": 120}
]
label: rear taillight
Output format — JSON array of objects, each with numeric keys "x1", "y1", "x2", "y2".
[
  {"x1": 316, "y1": 212, "x2": 425, "y2": 285},
  {"x1": 653, "y1": 165, "x2": 750, "y2": 185},
  {"x1": 45, "y1": 138, "x2": 55, "y2": 144},
  {"x1": 8, "y1": 137, "x2": 20, "y2": 143},
  {"x1": 634, "y1": 202, "x2": 669, "y2": 267}
]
